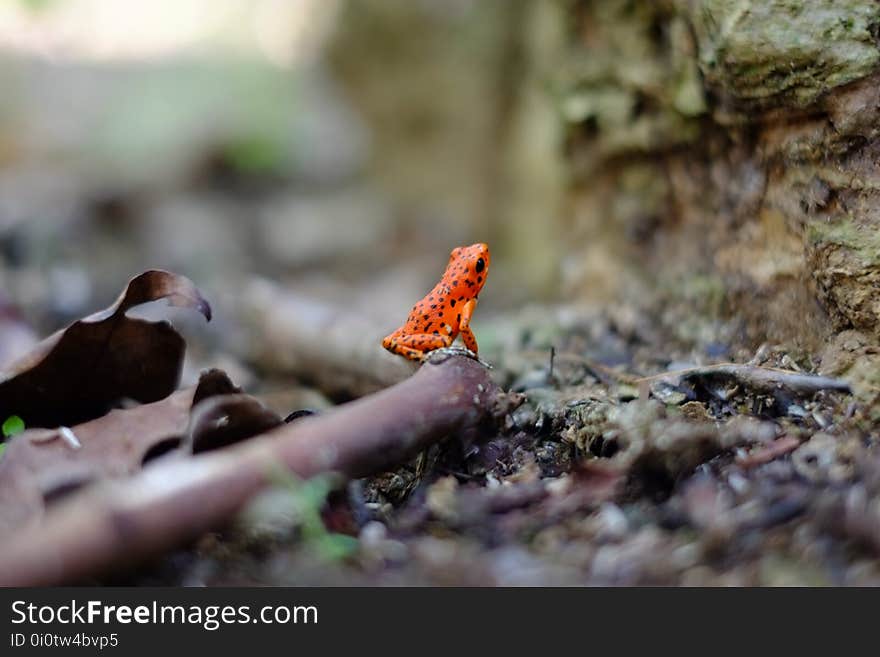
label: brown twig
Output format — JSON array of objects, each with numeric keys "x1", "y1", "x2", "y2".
[
  {"x1": 578, "y1": 359, "x2": 850, "y2": 397},
  {"x1": 240, "y1": 280, "x2": 414, "y2": 398},
  {"x1": 0, "y1": 355, "x2": 518, "y2": 586},
  {"x1": 635, "y1": 363, "x2": 851, "y2": 396},
  {"x1": 736, "y1": 436, "x2": 802, "y2": 469}
]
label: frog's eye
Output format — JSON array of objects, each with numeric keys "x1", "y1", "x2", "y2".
[{"x1": 475, "y1": 258, "x2": 485, "y2": 273}]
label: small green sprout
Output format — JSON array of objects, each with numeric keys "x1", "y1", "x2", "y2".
[
  {"x1": 267, "y1": 468, "x2": 359, "y2": 561},
  {"x1": 292, "y1": 475, "x2": 359, "y2": 561},
  {"x1": 2, "y1": 415, "x2": 25, "y2": 439}
]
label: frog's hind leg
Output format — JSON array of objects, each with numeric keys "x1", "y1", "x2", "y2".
[{"x1": 386, "y1": 333, "x2": 453, "y2": 362}]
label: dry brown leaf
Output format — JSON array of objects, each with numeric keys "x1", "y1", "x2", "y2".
[
  {"x1": 0, "y1": 389, "x2": 193, "y2": 535},
  {"x1": 0, "y1": 270, "x2": 211, "y2": 428},
  {"x1": 0, "y1": 369, "x2": 240, "y2": 535},
  {"x1": 186, "y1": 394, "x2": 282, "y2": 454}
]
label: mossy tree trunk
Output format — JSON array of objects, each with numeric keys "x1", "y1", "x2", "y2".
[{"x1": 557, "y1": 0, "x2": 880, "y2": 357}]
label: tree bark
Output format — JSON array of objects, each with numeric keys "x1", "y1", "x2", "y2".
[{"x1": 557, "y1": 0, "x2": 880, "y2": 353}]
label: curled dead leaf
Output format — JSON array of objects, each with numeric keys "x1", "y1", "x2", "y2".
[
  {"x1": 186, "y1": 394, "x2": 282, "y2": 454},
  {"x1": 0, "y1": 270, "x2": 211, "y2": 428}
]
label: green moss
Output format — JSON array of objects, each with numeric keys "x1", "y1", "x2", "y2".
[
  {"x1": 674, "y1": 58, "x2": 709, "y2": 116},
  {"x1": 682, "y1": 274, "x2": 727, "y2": 317},
  {"x1": 692, "y1": 0, "x2": 880, "y2": 109},
  {"x1": 557, "y1": 1, "x2": 707, "y2": 166},
  {"x1": 807, "y1": 218, "x2": 880, "y2": 266}
]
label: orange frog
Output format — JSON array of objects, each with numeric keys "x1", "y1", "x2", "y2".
[{"x1": 382, "y1": 243, "x2": 490, "y2": 362}]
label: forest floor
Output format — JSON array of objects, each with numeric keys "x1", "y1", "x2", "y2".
[{"x1": 102, "y1": 292, "x2": 879, "y2": 587}]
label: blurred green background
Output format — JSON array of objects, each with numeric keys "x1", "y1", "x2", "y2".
[{"x1": 0, "y1": 0, "x2": 565, "y2": 341}]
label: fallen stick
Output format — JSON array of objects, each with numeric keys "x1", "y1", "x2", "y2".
[
  {"x1": 636, "y1": 363, "x2": 851, "y2": 396},
  {"x1": 736, "y1": 436, "x2": 802, "y2": 469},
  {"x1": 240, "y1": 279, "x2": 414, "y2": 398},
  {"x1": 0, "y1": 355, "x2": 517, "y2": 586}
]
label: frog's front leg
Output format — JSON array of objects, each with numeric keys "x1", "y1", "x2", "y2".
[
  {"x1": 384, "y1": 332, "x2": 454, "y2": 361},
  {"x1": 458, "y1": 299, "x2": 479, "y2": 354}
]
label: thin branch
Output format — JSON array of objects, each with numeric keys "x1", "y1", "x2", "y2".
[
  {"x1": 635, "y1": 363, "x2": 851, "y2": 396},
  {"x1": 736, "y1": 436, "x2": 802, "y2": 469},
  {"x1": 239, "y1": 280, "x2": 414, "y2": 398}
]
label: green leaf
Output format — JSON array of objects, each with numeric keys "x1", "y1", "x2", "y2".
[
  {"x1": 2, "y1": 415, "x2": 25, "y2": 438},
  {"x1": 260, "y1": 468, "x2": 355, "y2": 559},
  {"x1": 295, "y1": 476, "x2": 336, "y2": 510},
  {"x1": 313, "y1": 533, "x2": 359, "y2": 561}
]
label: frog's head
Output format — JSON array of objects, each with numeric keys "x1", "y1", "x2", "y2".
[{"x1": 449, "y1": 242, "x2": 490, "y2": 293}]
